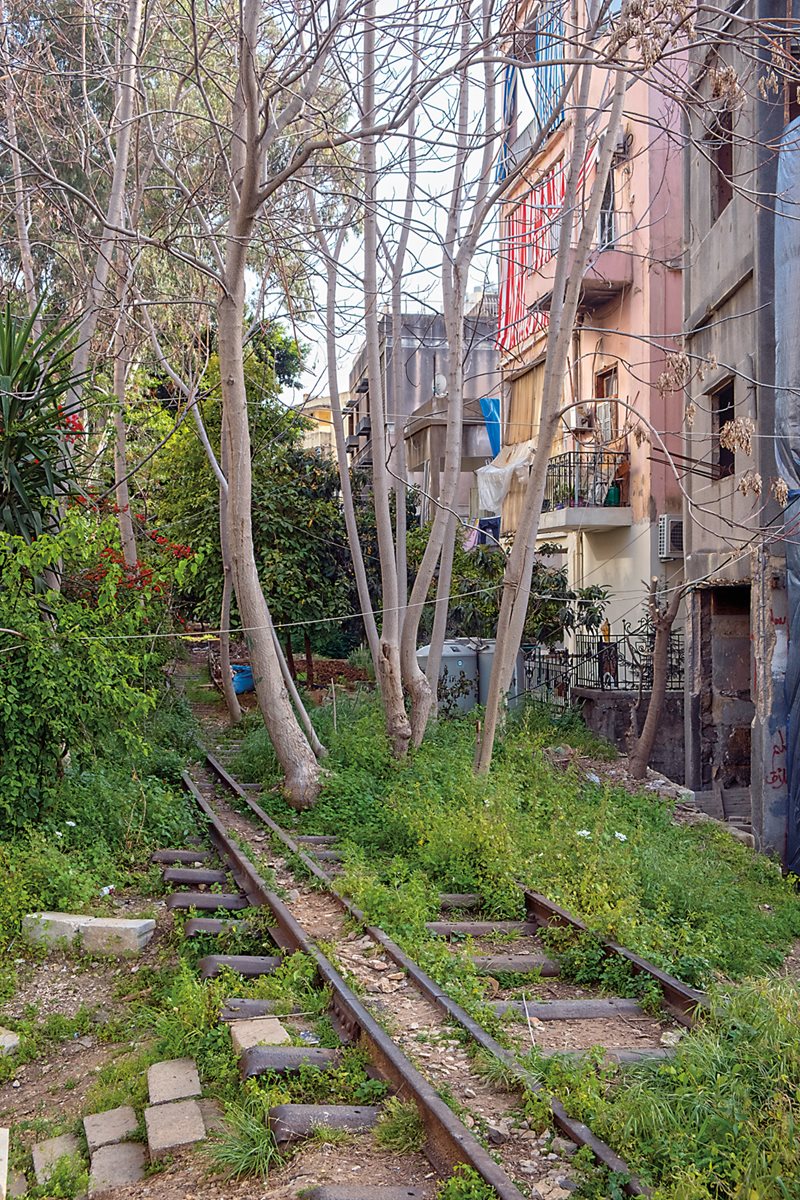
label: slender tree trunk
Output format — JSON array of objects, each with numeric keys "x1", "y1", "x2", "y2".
[
  {"x1": 218, "y1": 435, "x2": 242, "y2": 725},
  {"x1": 273, "y1": 629, "x2": 327, "y2": 759},
  {"x1": 475, "y1": 51, "x2": 628, "y2": 774},
  {"x1": 628, "y1": 583, "x2": 682, "y2": 779},
  {"x1": 304, "y1": 631, "x2": 315, "y2": 688},
  {"x1": 362, "y1": 0, "x2": 411, "y2": 756},
  {"x1": 112, "y1": 285, "x2": 137, "y2": 569},
  {"x1": 284, "y1": 634, "x2": 297, "y2": 680},
  {"x1": 70, "y1": 0, "x2": 144, "y2": 422},
  {"x1": 3, "y1": 71, "x2": 39, "y2": 331},
  {"x1": 424, "y1": 510, "x2": 457, "y2": 705}
]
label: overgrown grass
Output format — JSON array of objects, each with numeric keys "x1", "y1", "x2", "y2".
[{"x1": 233, "y1": 696, "x2": 800, "y2": 988}]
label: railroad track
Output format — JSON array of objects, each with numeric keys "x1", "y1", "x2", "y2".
[{"x1": 150, "y1": 749, "x2": 708, "y2": 1200}]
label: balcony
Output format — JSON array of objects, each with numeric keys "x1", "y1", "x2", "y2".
[
  {"x1": 345, "y1": 433, "x2": 360, "y2": 452},
  {"x1": 356, "y1": 414, "x2": 372, "y2": 437},
  {"x1": 527, "y1": 210, "x2": 633, "y2": 315},
  {"x1": 539, "y1": 448, "x2": 631, "y2": 534}
]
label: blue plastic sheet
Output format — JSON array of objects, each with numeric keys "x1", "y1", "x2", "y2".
[{"x1": 232, "y1": 664, "x2": 254, "y2": 694}]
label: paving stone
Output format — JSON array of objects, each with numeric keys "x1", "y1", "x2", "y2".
[
  {"x1": 229, "y1": 1017, "x2": 291, "y2": 1055},
  {"x1": 31, "y1": 1133, "x2": 81, "y2": 1186},
  {"x1": 144, "y1": 1100, "x2": 206, "y2": 1160},
  {"x1": 0, "y1": 1126, "x2": 8, "y2": 1200},
  {"x1": 83, "y1": 1107, "x2": 138, "y2": 1153},
  {"x1": 22, "y1": 913, "x2": 88, "y2": 948},
  {"x1": 88, "y1": 1142, "x2": 146, "y2": 1196},
  {"x1": 0, "y1": 1030, "x2": 19, "y2": 1057},
  {"x1": 147, "y1": 1058, "x2": 201, "y2": 1105},
  {"x1": 80, "y1": 917, "x2": 155, "y2": 954},
  {"x1": 22, "y1": 913, "x2": 154, "y2": 955},
  {"x1": 7, "y1": 1169, "x2": 27, "y2": 1198}
]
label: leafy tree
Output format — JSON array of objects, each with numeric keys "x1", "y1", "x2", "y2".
[{"x1": 0, "y1": 305, "x2": 82, "y2": 541}]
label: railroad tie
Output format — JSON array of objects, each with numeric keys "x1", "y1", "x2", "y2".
[
  {"x1": 151, "y1": 848, "x2": 211, "y2": 865},
  {"x1": 220, "y1": 998, "x2": 305, "y2": 1021},
  {"x1": 302, "y1": 1189, "x2": 428, "y2": 1200},
  {"x1": 491, "y1": 997, "x2": 645, "y2": 1021},
  {"x1": 295, "y1": 835, "x2": 338, "y2": 846},
  {"x1": 165, "y1": 892, "x2": 248, "y2": 911},
  {"x1": 239, "y1": 1044, "x2": 339, "y2": 1080},
  {"x1": 198, "y1": 954, "x2": 282, "y2": 979},
  {"x1": 162, "y1": 866, "x2": 229, "y2": 886},
  {"x1": 471, "y1": 953, "x2": 560, "y2": 977},
  {"x1": 183, "y1": 917, "x2": 251, "y2": 938},
  {"x1": 426, "y1": 921, "x2": 538, "y2": 937},
  {"x1": 438, "y1": 893, "x2": 481, "y2": 911},
  {"x1": 268, "y1": 1103, "x2": 381, "y2": 1145}
]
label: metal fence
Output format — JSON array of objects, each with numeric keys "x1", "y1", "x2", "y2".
[
  {"x1": 542, "y1": 449, "x2": 629, "y2": 512},
  {"x1": 522, "y1": 618, "x2": 684, "y2": 707}
]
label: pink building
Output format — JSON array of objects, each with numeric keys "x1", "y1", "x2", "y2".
[{"x1": 492, "y1": 4, "x2": 686, "y2": 633}]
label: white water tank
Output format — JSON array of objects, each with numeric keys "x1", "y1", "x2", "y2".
[{"x1": 416, "y1": 639, "x2": 479, "y2": 713}]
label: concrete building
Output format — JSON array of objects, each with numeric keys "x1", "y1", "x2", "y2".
[
  {"x1": 681, "y1": 0, "x2": 793, "y2": 857},
  {"x1": 300, "y1": 395, "x2": 336, "y2": 455},
  {"x1": 345, "y1": 305, "x2": 500, "y2": 521},
  {"x1": 494, "y1": 2, "x2": 685, "y2": 634}
]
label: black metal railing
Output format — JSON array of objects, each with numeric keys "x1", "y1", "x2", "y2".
[
  {"x1": 522, "y1": 618, "x2": 684, "y2": 705},
  {"x1": 543, "y1": 449, "x2": 629, "y2": 512}
]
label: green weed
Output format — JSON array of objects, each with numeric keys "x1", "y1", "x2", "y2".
[{"x1": 374, "y1": 1098, "x2": 425, "y2": 1153}]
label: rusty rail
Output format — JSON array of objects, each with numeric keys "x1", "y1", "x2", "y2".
[{"x1": 201, "y1": 753, "x2": 666, "y2": 1197}]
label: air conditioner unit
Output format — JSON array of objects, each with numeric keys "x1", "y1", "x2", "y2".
[{"x1": 658, "y1": 514, "x2": 684, "y2": 560}]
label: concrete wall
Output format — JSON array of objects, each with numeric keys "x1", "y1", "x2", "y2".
[{"x1": 573, "y1": 687, "x2": 685, "y2": 784}]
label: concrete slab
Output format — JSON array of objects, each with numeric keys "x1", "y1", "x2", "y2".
[
  {"x1": 0, "y1": 1030, "x2": 19, "y2": 1057},
  {"x1": 31, "y1": 1133, "x2": 81, "y2": 1186},
  {"x1": 147, "y1": 1058, "x2": 201, "y2": 1105},
  {"x1": 0, "y1": 1127, "x2": 8, "y2": 1200},
  {"x1": 83, "y1": 1107, "x2": 138, "y2": 1153},
  {"x1": 22, "y1": 913, "x2": 88, "y2": 948},
  {"x1": 22, "y1": 913, "x2": 154, "y2": 955},
  {"x1": 198, "y1": 1099, "x2": 225, "y2": 1134},
  {"x1": 229, "y1": 1017, "x2": 291, "y2": 1055},
  {"x1": 88, "y1": 1142, "x2": 146, "y2": 1196},
  {"x1": 80, "y1": 918, "x2": 155, "y2": 955},
  {"x1": 7, "y1": 1170, "x2": 26, "y2": 1198},
  {"x1": 144, "y1": 1100, "x2": 206, "y2": 1160}
]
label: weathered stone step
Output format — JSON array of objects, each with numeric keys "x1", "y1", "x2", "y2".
[
  {"x1": 221, "y1": 998, "x2": 305, "y2": 1021},
  {"x1": 229, "y1": 1017, "x2": 290, "y2": 1055},
  {"x1": 303, "y1": 1189, "x2": 428, "y2": 1200},
  {"x1": 162, "y1": 867, "x2": 228, "y2": 886},
  {"x1": 470, "y1": 953, "x2": 559, "y2": 977},
  {"x1": 165, "y1": 892, "x2": 247, "y2": 911},
  {"x1": 84, "y1": 1106, "x2": 137, "y2": 1153},
  {"x1": 198, "y1": 954, "x2": 282, "y2": 979},
  {"x1": 89, "y1": 1141, "x2": 146, "y2": 1195},
  {"x1": 269, "y1": 1103, "x2": 381, "y2": 1145},
  {"x1": 491, "y1": 997, "x2": 645, "y2": 1021},
  {"x1": 427, "y1": 921, "x2": 538, "y2": 937},
  {"x1": 32, "y1": 1133, "x2": 81, "y2": 1186},
  {"x1": 151, "y1": 849, "x2": 210, "y2": 865},
  {"x1": 184, "y1": 917, "x2": 251, "y2": 938},
  {"x1": 148, "y1": 1058, "x2": 201, "y2": 1105},
  {"x1": 295, "y1": 835, "x2": 338, "y2": 846},
  {"x1": 23, "y1": 913, "x2": 155, "y2": 954},
  {"x1": 239, "y1": 1045, "x2": 338, "y2": 1080},
  {"x1": 439, "y1": 893, "x2": 480, "y2": 911},
  {"x1": 144, "y1": 1099, "x2": 206, "y2": 1160}
]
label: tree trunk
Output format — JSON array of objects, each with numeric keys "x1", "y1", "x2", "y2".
[
  {"x1": 628, "y1": 583, "x2": 682, "y2": 779},
  {"x1": 424, "y1": 510, "x2": 457, "y2": 710},
  {"x1": 218, "y1": 285, "x2": 321, "y2": 808},
  {"x1": 112, "y1": 289, "x2": 137, "y2": 570},
  {"x1": 218, "y1": 434, "x2": 242, "y2": 725},
  {"x1": 475, "y1": 51, "x2": 628, "y2": 774},
  {"x1": 362, "y1": 0, "x2": 411, "y2": 756},
  {"x1": 70, "y1": 0, "x2": 144, "y2": 423},
  {"x1": 3, "y1": 65, "x2": 39, "y2": 332},
  {"x1": 304, "y1": 631, "x2": 315, "y2": 688},
  {"x1": 272, "y1": 629, "x2": 327, "y2": 759},
  {"x1": 285, "y1": 634, "x2": 296, "y2": 680}
]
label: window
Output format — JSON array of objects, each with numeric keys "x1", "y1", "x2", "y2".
[
  {"x1": 710, "y1": 109, "x2": 734, "y2": 223},
  {"x1": 711, "y1": 378, "x2": 735, "y2": 480},
  {"x1": 594, "y1": 366, "x2": 619, "y2": 442},
  {"x1": 598, "y1": 171, "x2": 616, "y2": 248}
]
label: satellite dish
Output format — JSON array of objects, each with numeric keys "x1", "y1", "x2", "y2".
[{"x1": 433, "y1": 373, "x2": 448, "y2": 396}]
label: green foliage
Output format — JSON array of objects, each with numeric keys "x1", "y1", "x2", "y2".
[
  {"x1": 436, "y1": 1165, "x2": 496, "y2": 1200},
  {"x1": 374, "y1": 1098, "x2": 425, "y2": 1153},
  {"x1": 25, "y1": 1153, "x2": 88, "y2": 1199},
  {"x1": 0, "y1": 304, "x2": 81, "y2": 542},
  {"x1": 205, "y1": 1090, "x2": 282, "y2": 1180},
  {"x1": 407, "y1": 526, "x2": 608, "y2": 644}
]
